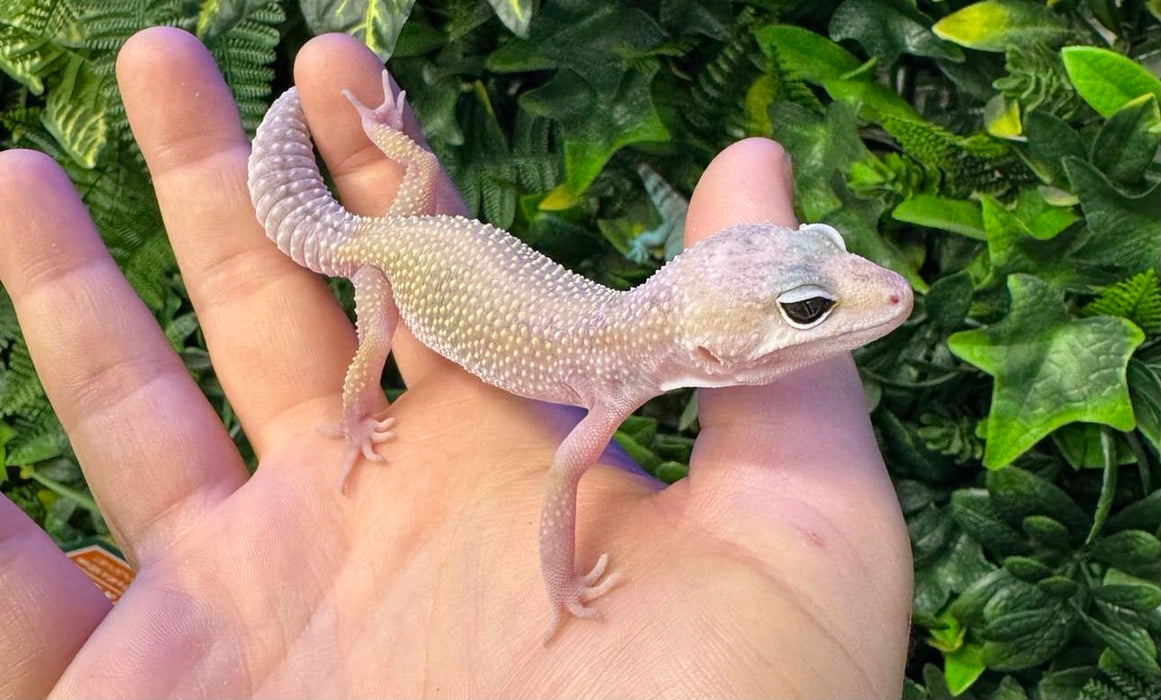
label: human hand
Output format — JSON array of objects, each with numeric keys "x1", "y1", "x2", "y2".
[{"x1": 0, "y1": 27, "x2": 911, "y2": 698}]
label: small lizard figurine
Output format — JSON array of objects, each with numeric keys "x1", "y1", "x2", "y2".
[{"x1": 247, "y1": 72, "x2": 913, "y2": 640}]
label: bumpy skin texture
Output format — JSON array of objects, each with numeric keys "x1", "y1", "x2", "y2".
[{"x1": 247, "y1": 72, "x2": 913, "y2": 638}]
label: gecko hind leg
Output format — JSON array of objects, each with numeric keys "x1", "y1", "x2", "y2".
[{"x1": 322, "y1": 265, "x2": 400, "y2": 492}]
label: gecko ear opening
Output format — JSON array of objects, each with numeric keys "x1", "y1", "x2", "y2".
[{"x1": 695, "y1": 345, "x2": 724, "y2": 365}]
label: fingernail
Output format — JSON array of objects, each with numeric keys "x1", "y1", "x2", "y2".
[{"x1": 781, "y1": 150, "x2": 794, "y2": 187}]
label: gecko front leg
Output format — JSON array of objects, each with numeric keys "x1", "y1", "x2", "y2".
[
  {"x1": 539, "y1": 404, "x2": 636, "y2": 642},
  {"x1": 322, "y1": 265, "x2": 400, "y2": 491}
]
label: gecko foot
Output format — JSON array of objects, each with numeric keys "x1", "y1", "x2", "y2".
[
  {"x1": 542, "y1": 553, "x2": 622, "y2": 644},
  {"x1": 317, "y1": 415, "x2": 397, "y2": 492},
  {"x1": 342, "y1": 71, "x2": 407, "y2": 131}
]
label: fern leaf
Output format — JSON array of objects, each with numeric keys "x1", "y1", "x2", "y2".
[
  {"x1": 197, "y1": 0, "x2": 283, "y2": 133},
  {"x1": 0, "y1": 22, "x2": 67, "y2": 93},
  {"x1": 4, "y1": 401, "x2": 66, "y2": 466},
  {"x1": 1082, "y1": 270, "x2": 1161, "y2": 337},
  {"x1": 41, "y1": 54, "x2": 107, "y2": 167},
  {"x1": 0, "y1": 335, "x2": 45, "y2": 419}
]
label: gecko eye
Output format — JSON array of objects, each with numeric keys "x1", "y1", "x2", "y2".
[{"x1": 777, "y1": 286, "x2": 836, "y2": 329}]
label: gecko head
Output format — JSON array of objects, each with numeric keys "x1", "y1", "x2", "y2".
[{"x1": 662, "y1": 222, "x2": 913, "y2": 386}]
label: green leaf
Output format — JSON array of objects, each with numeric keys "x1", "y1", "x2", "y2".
[
  {"x1": 943, "y1": 640, "x2": 986, "y2": 695},
  {"x1": 986, "y1": 466, "x2": 1091, "y2": 538},
  {"x1": 1090, "y1": 94, "x2": 1161, "y2": 186},
  {"x1": 1022, "y1": 515, "x2": 1071, "y2": 551},
  {"x1": 1106, "y1": 490, "x2": 1161, "y2": 535},
  {"x1": 948, "y1": 275, "x2": 1145, "y2": 467},
  {"x1": 752, "y1": 24, "x2": 860, "y2": 85},
  {"x1": 1062, "y1": 46, "x2": 1161, "y2": 117},
  {"x1": 1037, "y1": 575, "x2": 1079, "y2": 598},
  {"x1": 1081, "y1": 613, "x2": 1161, "y2": 681},
  {"x1": 1064, "y1": 158, "x2": 1161, "y2": 277},
  {"x1": 41, "y1": 54, "x2": 106, "y2": 169},
  {"x1": 951, "y1": 489, "x2": 1026, "y2": 557},
  {"x1": 892, "y1": 194, "x2": 985, "y2": 240},
  {"x1": 1081, "y1": 270, "x2": 1161, "y2": 337},
  {"x1": 992, "y1": 675, "x2": 1029, "y2": 700},
  {"x1": 0, "y1": 22, "x2": 66, "y2": 94},
  {"x1": 924, "y1": 272, "x2": 974, "y2": 332},
  {"x1": 1090, "y1": 530, "x2": 1161, "y2": 574},
  {"x1": 914, "y1": 530, "x2": 996, "y2": 620},
  {"x1": 984, "y1": 94, "x2": 1022, "y2": 139},
  {"x1": 1024, "y1": 111, "x2": 1087, "y2": 187},
  {"x1": 486, "y1": 0, "x2": 666, "y2": 95},
  {"x1": 1092, "y1": 581, "x2": 1161, "y2": 613},
  {"x1": 523, "y1": 65, "x2": 669, "y2": 195},
  {"x1": 484, "y1": 0, "x2": 533, "y2": 38},
  {"x1": 1003, "y1": 555, "x2": 1052, "y2": 582},
  {"x1": 301, "y1": 0, "x2": 417, "y2": 61},
  {"x1": 1127, "y1": 359, "x2": 1161, "y2": 450},
  {"x1": 828, "y1": 0, "x2": 963, "y2": 66},
  {"x1": 933, "y1": 0, "x2": 1073, "y2": 52},
  {"x1": 982, "y1": 585, "x2": 1075, "y2": 670},
  {"x1": 1051, "y1": 423, "x2": 1136, "y2": 470}
]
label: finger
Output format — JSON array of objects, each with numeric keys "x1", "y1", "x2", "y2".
[
  {"x1": 0, "y1": 149, "x2": 245, "y2": 559},
  {"x1": 117, "y1": 27, "x2": 358, "y2": 455},
  {"x1": 682, "y1": 139, "x2": 884, "y2": 484},
  {"x1": 0, "y1": 497, "x2": 110, "y2": 697},
  {"x1": 292, "y1": 33, "x2": 467, "y2": 389}
]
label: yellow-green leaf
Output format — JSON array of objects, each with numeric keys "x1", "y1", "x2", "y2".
[
  {"x1": 933, "y1": 0, "x2": 1072, "y2": 52},
  {"x1": 41, "y1": 55, "x2": 106, "y2": 169},
  {"x1": 1061, "y1": 46, "x2": 1161, "y2": 117}
]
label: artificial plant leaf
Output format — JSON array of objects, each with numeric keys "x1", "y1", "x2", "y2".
[
  {"x1": 828, "y1": 0, "x2": 962, "y2": 66},
  {"x1": 660, "y1": 0, "x2": 731, "y2": 39},
  {"x1": 924, "y1": 271, "x2": 974, "y2": 331},
  {"x1": 986, "y1": 466, "x2": 1091, "y2": 539},
  {"x1": 301, "y1": 0, "x2": 416, "y2": 61},
  {"x1": 1090, "y1": 530, "x2": 1161, "y2": 576},
  {"x1": 932, "y1": 0, "x2": 1073, "y2": 53},
  {"x1": 943, "y1": 640, "x2": 986, "y2": 695},
  {"x1": 486, "y1": 0, "x2": 665, "y2": 95},
  {"x1": 1024, "y1": 110, "x2": 1086, "y2": 187},
  {"x1": 1127, "y1": 359, "x2": 1160, "y2": 451},
  {"x1": 913, "y1": 530, "x2": 996, "y2": 620},
  {"x1": 951, "y1": 488, "x2": 1027, "y2": 557},
  {"x1": 948, "y1": 275, "x2": 1144, "y2": 468},
  {"x1": 1080, "y1": 269, "x2": 1161, "y2": 337},
  {"x1": 523, "y1": 65, "x2": 669, "y2": 196},
  {"x1": 1081, "y1": 612, "x2": 1161, "y2": 681},
  {"x1": 1064, "y1": 158, "x2": 1161, "y2": 276},
  {"x1": 892, "y1": 194, "x2": 985, "y2": 240},
  {"x1": 0, "y1": 22, "x2": 66, "y2": 94},
  {"x1": 197, "y1": 0, "x2": 283, "y2": 133},
  {"x1": 1051, "y1": 423, "x2": 1136, "y2": 470},
  {"x1": 752, "y1": 24, "x2": 860, "y2": 85},
  {"x1": 484, "y1": 0, "x2": 533, "y2": 38},
  {"x1": 984, "y1": 94, "x2": 1022, "y2": 139},
  {"x1": 981, "y1": 580, "x2": 1075, "y2": 671},
  {"x1": 1061, "y1": 46, "x2": 1161, "y2": 117},
  {"x1": 1090, "y1": 94, "x2": 1161, "y2": 186},
  {"x1": 41, "y1": 54, "x2": 106, "y2": 169}
]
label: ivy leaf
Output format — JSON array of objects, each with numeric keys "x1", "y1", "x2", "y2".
[
  {"x1": 1090, "y1": 94, "x2": 1161, "y2": 187},
  {"x1": 301, "y1": 0, "x2": 417, "y2": 61},
  {"x1": 522, "y1": 64, "x2": 668, "y2": 196},
  {"x1": 486, "y1": 0, "x2": 666, "y2": 95},
  {"x1": 829, "y1": 0, "x2": 962, "y2": 66},
  {"x1": 484, "y1": 0, "x2": 534, "y2": 38},
  {"x1": 932, "y1": 0, "x2": 1073, "y2": 52},
  {"x1": 1064, "y1": 158, "x2": 1161, "y2": 277},
  {"x1": 948, "y1": 275, "x2": 1145, "y2": 468},
  {"x1": 1062, "y1": 46, "x2": 1161, "y2": 117}
]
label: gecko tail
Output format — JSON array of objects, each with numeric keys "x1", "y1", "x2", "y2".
[{"x1": 247, "y1": 87, "x2": 356, "y2": 275}]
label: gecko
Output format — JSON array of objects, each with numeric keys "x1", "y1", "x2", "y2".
[{"x1": 246, "y1": 71, "x2": 914, "y2": 641}]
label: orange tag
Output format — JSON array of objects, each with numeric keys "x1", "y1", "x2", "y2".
[{"x1": 66, "y1": 542, "x2": 134, "y2": 603}]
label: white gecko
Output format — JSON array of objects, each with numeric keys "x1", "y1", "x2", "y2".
[{"x1": 246, "y1": 71, "x2": 913, "y2": 640}]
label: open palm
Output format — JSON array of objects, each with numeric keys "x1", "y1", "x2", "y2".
[{"x1": 0, "y1": 28, "x2": 911, "y2": 698}]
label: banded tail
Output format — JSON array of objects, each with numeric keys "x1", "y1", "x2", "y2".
[{"x1": 248, "y1": 87, "x2": 356, "y2": 276}]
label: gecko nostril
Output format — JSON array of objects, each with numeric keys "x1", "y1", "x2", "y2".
[{"x1": 889, "y1": 294, "x2": 900, "y2": 304}]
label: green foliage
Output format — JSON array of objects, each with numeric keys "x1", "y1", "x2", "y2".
[{"x1": 1, "y1": 1, "x2": 1159, "y2": 696}]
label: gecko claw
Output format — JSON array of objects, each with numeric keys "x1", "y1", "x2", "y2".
[{"x1": 541, "y1": 554, "x2": 620, "y2": 644}]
